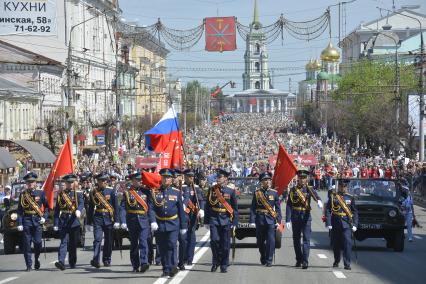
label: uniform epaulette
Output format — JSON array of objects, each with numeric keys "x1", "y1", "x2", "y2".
[
  {"x1": 75, "y1": 190, "x2": 83, "y2": 193},
  {"x1": 344, "y1": 193, "x2": 353, "y2": 197},
  {"x1": 171, "y1": 187, "x2": 180, "y2": 192},
  {"x1": 268, "y1": 188, "x2": 277, "y2": 192}
]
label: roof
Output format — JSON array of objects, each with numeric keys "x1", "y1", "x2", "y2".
[
  {"x1": 0, "y1": 147, "x2": 17, "y2": 169},
  {"x1": 11, "y1": 140, "x2": 56, "y2": 164},
  {"x1": 232, "y1": 88, "x2": 295, "y2": 97}
]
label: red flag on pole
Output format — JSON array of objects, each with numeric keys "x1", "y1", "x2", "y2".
[
  {"x1": 43, "y1": 135, "x2": 74, "y2": 209},
  {"x1": 142, "y1": 171, "x2": 161, "y2": 189},
  {"x1": 272, "y1": 144, "x2": 298, "y2": 196}
]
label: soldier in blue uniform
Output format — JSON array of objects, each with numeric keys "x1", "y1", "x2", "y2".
[
  {"x1": 119, "y1": 172, "x2": 155, "y2": 272},
  {"x1": 249, "y1": 172, "x2": 282, "y2": 267},
  {"x1": 285, "y1": 167, "x2": 323, "y2": 269},
  {"x1": 204, "y1": 169, "x2": 238, "y2": 273},
  {"x1": 53, "y1": 174, "x2": 84, "y2": 270},
  {"x1": 88, "y1": 172, "x2": 119, "y2": 268},
  {"x1": 182, "y1": 169, "x2": 205, "y2": 265},
  {"x1": 16, "y1": 172, "x2": 49, "y2": 272},
  {"x1": 150, "y1": 168, "x2": 187, "y2": 278},
  {"x1": 326, "y1": 179, "x2": 358, "y2": 270}
]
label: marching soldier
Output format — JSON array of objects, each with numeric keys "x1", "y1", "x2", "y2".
[
  {"x1": 119, "y1": 172, "x2": 155, "y2": 273},
  {"x1": 16, "y1": 172, "x2": 49, "y2": 271},
  {"x1": 204, "y1": 169, "x2": 238, "y2": 273},
  {"x1": 150, "y1": 168, "x2": 187, "y2": 278},
  {"x1": 249, "y1": 172, "x2": 281, "y2": 267},
  {"x1": 285, "y1": 167, "x2": 323, "y2": 269},
  {"x1": 88, "y1": 172, "x2": 119, "y2": 268},
  {"x1": 326, "y1": 179, "x2": 358, "y2": 270},
  {"x1": 182, "y1": 169, "x2": 205, "y2": 265},
  {"x1": 53, "y1": 174, "x2": 84, "y2": 270},
  {"x1": 79, "y1": 172, "x2": 92, "y2": 214}
]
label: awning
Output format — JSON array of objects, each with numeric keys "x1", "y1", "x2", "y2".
[
  {"x1": 0, "y1": 147, "x2": 16, "y2": 169},
  {"x1": 13, "y1": 140, "x2": 56, "y2": 164}
]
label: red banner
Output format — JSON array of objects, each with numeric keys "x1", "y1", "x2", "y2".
[
  {"x1": 135, "y1": 157, "x2": 160, "y2": 169},
  {"x1": 269, "y1": 154, "x2": 318, "y2": 167},
  {"x1": 205, "y1": 17, "x2": 236, "y2": 52},
  {"x1": 272, "y1": 144, "x2": 298, "y2": 196}
]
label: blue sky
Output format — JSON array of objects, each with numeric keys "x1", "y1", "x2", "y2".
[{"x1": 119, "y1": 0, "x2": 425, "y2": 94}]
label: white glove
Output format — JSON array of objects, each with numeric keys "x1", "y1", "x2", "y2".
[
  {"x1": 204, "y1": 224, "x2": 210, "y2": 230},
  {"x1": 53, "y1": 226, "x2": 59, "y2": 231},
  {"x1": 85, "y1": 225, "x2": 93, "y2": 232},
  {"x1": 328, "y1": 226, "x2": 332, "y2": 230},
  {"x1": 121, "y1": 223, "x2": 127, "y2": 230},
  {"x1": 151, "y1": 222, "x2": 159, "y2": 232},
  {"x1": 352, "y1": 226, "x2": 357, "y2": 232},
  {"x1": 198, "y1": 209, "x2": 205, "y2": 219},
  {"x1": 183, "y1": 204, "x2": 187, "y2": 211},
  {"x1": 75, "y1": 210, "x2": 81, "y2": 218},
  {"x1": 113, "y1": 222, "x2": 120, "y2": 229},
  {"x1": 285, "y1": 222, "x2": 291, "y2": 230},
  {"x1": 317, "y1": 200, "x2": 323, "y2": 209},
  {"x1": 17, "y1": 225, "x2": 24, "y2": 231},
  {"x1": 39, "y1": 217, "x2": 45, "y2": 224},
  {"x1": 180, "y1": 229, "x2": 187, "y2": 235},
  {"x1": 249, "y1": 223, "x2": 256, "y2": 228}
]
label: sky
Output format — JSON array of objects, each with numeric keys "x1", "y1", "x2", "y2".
[{"x1": 119, "y1": 0, "x2": 426, "y2": 94}]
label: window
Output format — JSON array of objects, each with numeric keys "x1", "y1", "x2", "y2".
[
  {"x1": 256, "y1": 43, "x2": 260, "y2": 53},
  {"x1": 255, "y1": 62, "x2": 260, "y2": 72},
  {"x1": 255, "y1": 81, "x2": 260, "y2": 89}
]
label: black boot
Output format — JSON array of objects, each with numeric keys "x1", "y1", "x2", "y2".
[
  {"x1": 25, "y1": 266, "x2": 32, "y2": 272},
  {"x1": 140, "y1": 263, "x2": 150, "y2": 273},
  {"x1": 34, "y1": 259, "x2": 40, "y2": 270},
  {"x1": 302, "y1": 262, "x2": 308, "y2": 269},
  {"x1": 55, "y1": 261, "x2": 66, "y2": 271},
  {"x1": 169, "y1": 267, "x2": 179, "y2": 277},
  {"x1": 295, "y1": 261, "x2": 301, "y2": 267},
  {"x1": 333, "y1": 262, "x2": 339, "y2": 268},
  {"x1": 211, "y1": 264, "x2": 218, "y2": 272},
  {"x1": 90, "y1": 260, "x2": 100, "y2": 269}
]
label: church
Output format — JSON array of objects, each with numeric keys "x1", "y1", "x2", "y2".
[{"x1": 229, "y1": 0, "x2": 297, "y2": 117}]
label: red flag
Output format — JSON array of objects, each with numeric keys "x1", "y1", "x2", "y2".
[
  {"x1": 205, "y1": 17, "x2": 236, "y2": 52},
  {"x1": 211, "y1": 87, "x2": 221, "y2": 98},
  {"x1": 142, "y1": 171, "x2": 161, "y2": 189},
  {"x1": 249, "y1": 98, "x2": 257, "y2": 105},
  {"x1": 43, "y1": 135, "x2": 74, "y2": 209},
  {"x1": 272, "y1": 144, "x2": 298, "y2": 196}
]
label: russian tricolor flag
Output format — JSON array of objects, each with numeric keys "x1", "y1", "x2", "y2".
[{"x1": 144, "y1": 106, "x2": 183, "y2": 169}]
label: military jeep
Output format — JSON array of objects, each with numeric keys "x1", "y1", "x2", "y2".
[
  {"x1": 1, "y1": 182, "x2": 86, "y2": 254},
  {"x1": 343, "y1": 178, "x2": 406, "y2": 252},
  {"x1": 230, "y1": 177, "x2": 282, "y2": 248}
]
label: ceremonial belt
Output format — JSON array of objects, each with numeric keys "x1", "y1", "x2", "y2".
[
  {"x1": 24, "y1": 210, "x2": 37, "y2": 215},
  {"x1": 127, "y1": 209, "x2": 146, "y2": 215},
  {"x1": 293, "y1": 207, "x2": 308, "y2": 211},
  {"x1": 95, "y1": 209, "x2": 109, "y2": 213},
  {"x1": 23, "y1": 191, "x2": 43, "y2": 217},
  {"x1": 94, "y1": 191, "x2": 114, "y2": 221},
  {"x1": 128, "y1": 190, "x2": 149, "y2": 212},
  {"x1": 60, "y1": 191, "x2": 76, "y2": 213},
  {"x1": 155, "y1": 214, "x2": 178, "y2": 221},
  {"x1": 213, "y1": 186, "x2": 234, "y2": 220},
  {"x1": 212, "y1": 207, "x2": 227, "y2": 213},
  {"x1": 60, "y1": 210, "x2": 73, "y2": 214},
  {"x1": 334, "y1": 194, "x2": 353, "y2": 220},
  {"x1": 332, "y1": 212, "x2": 347, "y2": 217},
  {"x1": 255, "y1": 190, "x2": 277, "y2": 219},
  {"x1": 294, "y1": 187, "x2": 309, "y2": 210},
  {"x1": 256, "y1": 209, "x2": 269, "y2": 213}
]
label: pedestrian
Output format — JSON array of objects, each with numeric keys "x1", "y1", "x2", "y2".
[
  {"x1": 53, "y1": 174, "x2": 84, "y2": 270},
  {"x1": 401, "y1": 186, "x2": 414, "y2": 242},
  {"x1": 285, "y1": 167, "x2": 323, "y2": 269},
  {"x1": 88, "y1": 172, "x2": 119, "y2": 268},
  {"x1": 249, "y1": 172, "x2": 281, "y2": 267},
  {"x1": 119, "y1": 172, "x2": 155, "y2": 272},
  {"x1": 150, "y1": 168, "x2": 187, "y2": 278},
  {"x1": 204, "y1": 168, "x2": 238, "y2": 273},
  {"x1": 16, "y1": 172, "x2": 49, "y2": 271},
  {"x1": 325, "y1": 179, "x2": 358, "y2": 270}
]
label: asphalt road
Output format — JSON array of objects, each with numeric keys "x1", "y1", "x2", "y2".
[{"x1": 1, "y1": 191, "x2": 425, "y2": 284}]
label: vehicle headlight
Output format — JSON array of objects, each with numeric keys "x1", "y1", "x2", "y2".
[
  {"x1": 10, "y1": 213, "x2": 18, "y2": 221},
  {"x1": 388, "y1": 210, "x2": 397, "y2": 218}
]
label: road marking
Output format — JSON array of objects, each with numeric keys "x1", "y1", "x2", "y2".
[
  {"x1": 153, "y1": 231, "x2": 210, "y2": 284},
  {"x1": 317, "y1": 254, "x2": 327, "y2": 259},
  {"x1": 414, "y1": 235, "x2": 422, "y2": 240},
  {"x1": 0, "y1": 277, "x2": 19, "y2": 284},
  {"x1": 333, "y1": 271, "x2": 347, "y2": 279}
]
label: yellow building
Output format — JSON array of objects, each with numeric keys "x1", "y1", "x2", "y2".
[{"x1": 130, "y1": 33, "x2": 169, "y2": 120}]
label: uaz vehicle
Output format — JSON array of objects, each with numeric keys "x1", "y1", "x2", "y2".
[
  {"x1": 0, "y1": 182, "x2": 86, "y2": 254},
  {"x1": 230, "y1": 177, "x2": 282, "y2": 248},
  {"x1": 337, "y1": 178, "x2": 406, "y2": 252}
]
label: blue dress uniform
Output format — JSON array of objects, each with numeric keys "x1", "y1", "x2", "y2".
[
  {"x1": 88, "y1": 172, "x2": 119, "y2": 268},
  {"x1": 16, "y1": 172, "x2": 49, "y2": 271},
  {"x1": 173, "y1": 169, "x2": 189, "y2": 271},
  {"x1": 53, "y1": 174, "x2": 84, "y2": 270},
  {"x1": 326, "y1": 186, "x2": 358, "y2": 269},
  {"x1": 204, "y1": 169, "x2": 238, "y2": 273},
  {"x1": 151, "y1": 169, "x2": 187, "y2": 278},
  {"x1": 119, "y1": 173, "x2": 155, "y2": 273},
  {"x1": 285, "y1": 169, "x2": 321, "y2": 269},
  {"x1": 249, "y1": 173, "x2": 282, "y2": 266}
]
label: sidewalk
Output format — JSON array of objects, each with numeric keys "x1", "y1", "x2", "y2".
[{"x1": 413, "y1": 193, "x2": 426, "y2": 207}]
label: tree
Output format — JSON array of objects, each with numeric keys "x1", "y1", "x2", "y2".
[{"x1": 36, "y1": 109, "x2": 69, "y2": 153}]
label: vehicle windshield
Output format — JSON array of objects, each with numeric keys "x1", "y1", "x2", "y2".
[
  {"x1": 346, "y1": 179, "x2": 398, "y2": 201},
  {"x1": 228, "y1": 177, "x2": 259, "y2": 196}
]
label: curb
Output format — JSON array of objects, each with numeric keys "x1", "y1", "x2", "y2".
[{"x1": 413, "y1": 195, "x2": 426, "y2": 207}]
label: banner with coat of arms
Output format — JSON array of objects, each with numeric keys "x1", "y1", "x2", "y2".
[{"x1": 205, "y1": 17, "x2": 236, "y2": 52}]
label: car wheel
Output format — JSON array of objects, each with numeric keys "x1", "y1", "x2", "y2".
[
  {"x1": 275, "y1": 230, "x2": 282, "y2": 249},
  {"x1": 3, "y1": 233, "x2": 16, "y2": 254},
  {"x1": 393, "y1": 230, "x2": 404, "y2": 252}
]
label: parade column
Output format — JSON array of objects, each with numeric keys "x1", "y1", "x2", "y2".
[
  {"x1": 270, "y1": 99, "x2": 275, "y2": 112},
  {"x1": 263, "y1": 99, "x2": 267, "y2": 113},
  {"x1": 256, "y1": 98, "x2": 260, "y2": 113},
  {"x1": 278, "y1": 99, "x2": 282, "y2": 111}
]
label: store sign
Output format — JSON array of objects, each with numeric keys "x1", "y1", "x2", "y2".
[{"x1": 0, "y1": 0, "x2": 57, "y2": 36}]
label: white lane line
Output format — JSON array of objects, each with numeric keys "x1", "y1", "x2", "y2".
[
  {"x1": 0, "y1": 277, "x2": 19, "y2": 284},
  {"x1": 317, "y1": 254, "x2": 327, "y2": 259},
  {"x1": 414, "y1": 235, "x2": 422, "y2": 240},
  {"x1": 333, "y1": 271, "x2": 347, "y2": 279},
  {"x1": 153, "y1": 231, "x2": 210, "y2": 284}
]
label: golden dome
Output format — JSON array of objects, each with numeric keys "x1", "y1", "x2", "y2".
[
  {"x1": 312, "y1": 59, "x2": 322, "y2": 70},
  {"x1": 305, "y1": 59, "x2": 315, "y2": 71},
  {"x1": 320, "y1": 42, "x2": 340, "y2": 62}
]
